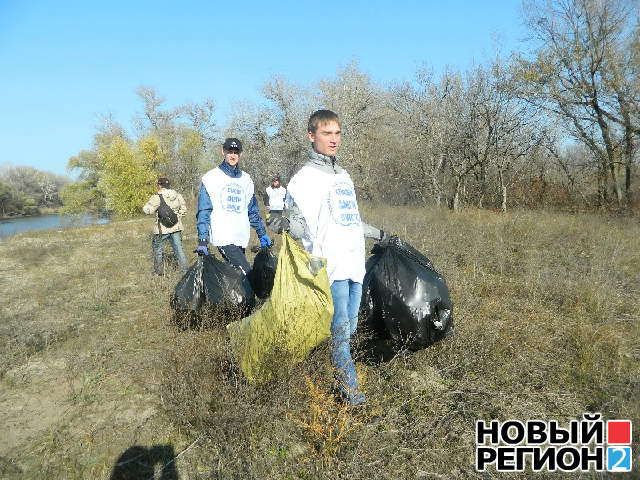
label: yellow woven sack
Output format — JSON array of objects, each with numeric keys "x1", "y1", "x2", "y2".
[{"x1": 227, "y1": 232, "x2": 333, "y2": 383}]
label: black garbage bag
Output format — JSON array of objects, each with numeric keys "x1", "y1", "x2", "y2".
[
  {"x1": 170, "y1": 255, "x2": 255, "y2": 328},
  {"x1": 360, "y1": 236, "x2": 454, "y2": 352},
  {"x1": 248, "y1": 246, "x2": 278, "y2": 299}
]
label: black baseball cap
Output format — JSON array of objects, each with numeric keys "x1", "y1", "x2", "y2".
[
  {"x1": 272, "y1": 175, "x2": 281, "y2": 182},
  {"x1": 157, "y1": 177, "x2": 170, "y2": 187},
  {"x1": 223, "y1": 138, "x2": 242, "y2": 152}
]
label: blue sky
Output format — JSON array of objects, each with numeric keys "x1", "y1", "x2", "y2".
[{"x1": 0, "y1": 1, "x2": 527, "y2": 177}]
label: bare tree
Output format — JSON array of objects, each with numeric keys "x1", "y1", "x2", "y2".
[
  {"x1": 391, "y1": 69, "x2": 457, "y2": 206},
  {"x1": 261, "y1": 76, "x2": 313, "y2": 175},
  {"x1": 516, "y1": 0, "x2": 639, "y2": 208},
  {"x1": 226, "y1": 100, "x2": 277, "y2": 192},
  {"x1": 319, "y1": 62, "x2": 395, "y2": 200}
]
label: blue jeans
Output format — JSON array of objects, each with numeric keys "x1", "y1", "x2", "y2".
[
  {"x1": 330, "y1": 280, "x2": 365, "y2": 405},
  {"x1": 152, "y1": 231, "x2": 188, "y2": 274}
]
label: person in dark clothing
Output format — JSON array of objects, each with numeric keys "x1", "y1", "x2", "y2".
[{"x1": 196, "y1": 138, "x2": 270, "y2": 275}]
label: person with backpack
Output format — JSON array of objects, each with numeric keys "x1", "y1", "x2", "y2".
[
  {"x1": 143, "y1": 177, "x2": 188, "y2": 275},
  {"x1": 196, "y1": 138, "x2": 271, "y2": 275},
  {"x1": 285, "y1": 110, "x2": 388, "y2": 408}
]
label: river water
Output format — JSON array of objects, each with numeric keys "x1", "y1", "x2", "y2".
[{"x1": 0, "y1": 213, "x2": 110, "y2": 240}]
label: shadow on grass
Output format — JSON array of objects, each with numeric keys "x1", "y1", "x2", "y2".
[{"x1": 110, "y1": 444, "x2": 178, "y2": 480}]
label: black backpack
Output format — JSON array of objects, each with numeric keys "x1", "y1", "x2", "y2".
[{"x1": 157, "y1": 193, "x2": 179, "y2": 228}]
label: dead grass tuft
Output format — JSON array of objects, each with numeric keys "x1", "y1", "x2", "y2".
[{"x1": 292, "y1": 374, "x2": 364, "y2": 459}]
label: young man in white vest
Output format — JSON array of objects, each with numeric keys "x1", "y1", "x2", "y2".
[
  {"x1": 264, "y1": 175, "x2": 288, "y2": 214},
  {"x1": 263, "y1": 174, "x2": 290, "y2": 232},
  {"x1": 196, "y1": 138, "x2": 271, "y2": 275},
  {"x1": 287, "y1": 110, "x2": 387, "y2": 407}
]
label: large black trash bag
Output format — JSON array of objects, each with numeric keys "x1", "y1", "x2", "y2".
[
  {"x1": 170, "y1": 255, "x2": 255, "y2": 328},
  {"x1": 248, "y1": 247, "x2": 278, "y2": 299},
  {"x1": 360, "y1": 235, "x2": 454, "y2": 352}
]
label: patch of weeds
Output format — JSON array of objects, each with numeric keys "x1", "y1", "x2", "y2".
[
  {"x1": 0, "y1": 455, "x2": 23, "y2": 476},
  {"x1": 442, "y1": 378, "x2": 459, "y2": 389},
  {"x1": 2, "y1": 321, "x2": 82, "y2": 378},
  {"x1": 69, "y1": 370, "x2": 105, "y2": 405},
  {"x1": 115, "y1": 385, "x2": 135, "y2": 398},
  {"x1": 89, "y1": 301, "x2": 111, "y2": 315},
  {"x1": 5, "y1": 243, "x2": 66, "y2": 268},
  {"x1": 64, "y1": 353, "x2": 107, "y2": 406},
  {"x1": 267, "y1": 445, "x2": 288, "y2": 460},
  {"x1": 292, "y1": 375, "x2": 366, "y2": 460}
]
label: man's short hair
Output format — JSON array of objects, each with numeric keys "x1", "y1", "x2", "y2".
[
  {"x1": 157, "y1": 177, "x2": 170, "y2": 187},
  {"x1": 308, "y1": 110, "x2": 341, "y2": 133}
]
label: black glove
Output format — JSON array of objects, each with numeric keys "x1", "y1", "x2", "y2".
[{"x1": 195, "y1": 239, "x2": 209, "y2": 256}]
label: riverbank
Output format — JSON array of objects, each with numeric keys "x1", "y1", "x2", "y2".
[
  {"x1": 34, "y1": 206, "x2": 59, "y2": 216},
  {"x1": 0, "y1": 207, "x2": 57, "y2": 220},
  {"x1": 1, "y1": 207, "x2": 638, "y2": 478},
  {"x1": 0, "y1": 212, "x2": 110, "y2": 240}
]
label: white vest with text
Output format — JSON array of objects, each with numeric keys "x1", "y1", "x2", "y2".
[
  {"x1": 288, "y1": 165, "x2": 365, "y2": 284},
  {"x1": 265, "y1": 185, "x2": 287, "y2": 211},
  {"x1": 201, "y1": 168, "x2": 254, "y2": 248}
]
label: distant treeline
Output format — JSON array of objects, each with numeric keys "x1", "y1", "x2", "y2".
[
  {"x1": 0, "y1": 165, "x2": 70, "y2": 217},
  {"x1": 63, "y1": 0, "x2": 639, "y2": 217}
]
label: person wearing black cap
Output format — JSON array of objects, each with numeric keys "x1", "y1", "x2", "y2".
[
  {"x1": 143, "y1": 177, "x2": 188, "y2": 275},
  {"x1": 195, "y1": 138, "x2": 271, "y2": 275},
  {"x1": 263, "y1": 174, "x2": 289, "y2": 232}
]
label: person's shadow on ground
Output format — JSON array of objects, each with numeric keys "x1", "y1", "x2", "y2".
[{"x1": 110, "y1": 444, "x2": 178, "y2": 480}]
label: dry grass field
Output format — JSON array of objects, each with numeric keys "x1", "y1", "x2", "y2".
[{"x1": 0, "y1": 206, "x2": 638, "y2": 479}]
